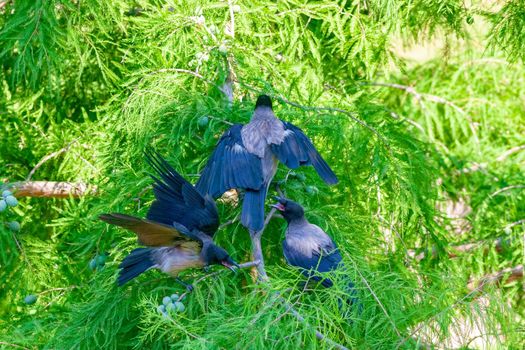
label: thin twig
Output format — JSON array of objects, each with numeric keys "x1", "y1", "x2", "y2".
[
  {"x1": 467, "y1": 265, "x2": 523, "y2": 291},
  {"x1": 238, "y1": 82, "x2": 390, "y2": 149},
  {"x1": 362, "y1": 81, "x2": 480, "y2": 148},
  {"x1": 396, "y1": 277, "x2": 511, "y2": 348},
  {"x1": 218, "y1": 215, "x2": 239, "y2": 229},
  {"x1": 0, "y1": 342, "x2": 30, "y2": 350},
  {"x1": 11, "y1": 231, "x2": 32, "y2": 271},
  {"x1": 38, "y1": 286, "x2": 78, "y2": 296},
  {"x1": 407, "y1": 234, "x2": 518, "y2": 261},
  {"x1": 176, "y1": 260, "x2": 260, "y2": 302},
  {"x1": 350, "y1": 259, "x2": 402, "y2": 338},
  {"x1": 489, "y1": 185, "x2": 525, "y2": 198},
  {"x1": 495, "y1": 145, "x2": 525, "y2": 162},
  {"x1": 26, "y1": 139, "x2": 78, "y2": 181},
  {"x1": 274, "y1": 292, "x2": 350, "y2": 350}
]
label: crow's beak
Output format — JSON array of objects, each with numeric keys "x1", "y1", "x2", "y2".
[
  {"x1": 272, "y1": 202, "x2": 286, "y2": 211},
  {"x1": 221, "y1": 260, "x2": 240, "y2": 273}
]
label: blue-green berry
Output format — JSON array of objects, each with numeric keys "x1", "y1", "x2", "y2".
[
  {"x1": 296, "y1": 173, "x2": 306, "y2": 182},
  {"x1": 0, "y1": 200, "x2": 6, "y2": 212},
  {"x1": 96, "y1": 254, "x2": 107, "y2": 266},
  {"x1": 166, "y1": 302, "x2": 176, "y2": 313},
  {"x1": 198, "y1": 116, "x2": 209, "y2": 127},
  {"x1": 170, "y1": 294, "x2": 179, "y2": 301},
  {"x1": 2, "y1": 190, "x2": 12, "y2": 198},
  {"x1": 305, "y1": 186, "x2": 318, "y2": 195},
  {"x1": 157, "y1": 305, "x2": 166, "y2": 314},
  {"x1": 89, "y1": 258, "x2": 98, "y2": 270},
  {"x1": 5, "y1": 196, "x2": 18, "y2": 207},
  {"x1": 8, "y1": 221, "x2": 20, "y2": 232},
  {"x1": 24, "y1": 294, "x2": 37, "y2": 305},
  {"x1": 162, "y1": 296, "x2": 172, "y2": 305},
  {"x1": 173, "y1": 301, "x2": 185, "y2": 312}
]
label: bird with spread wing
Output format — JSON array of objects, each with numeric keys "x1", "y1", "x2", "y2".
[
  {"x1": 100, "y1": 148, "x2": 238, "y2": 287},
  {"x1": 196, "y1": 95, "x2": 338, "y2": 232}
]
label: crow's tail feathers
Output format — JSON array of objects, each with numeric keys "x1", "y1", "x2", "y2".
[
  {"x1": 117, "y1": 248, "x2": 155, "y2": 286},
  {"x1": 241, "y1": 187, "x2": 267, "y2": 232}
]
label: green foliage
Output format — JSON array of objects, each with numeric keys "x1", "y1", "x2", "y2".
[{"x1": 1, "y1": 1, "x2": 524, "y2": 349}]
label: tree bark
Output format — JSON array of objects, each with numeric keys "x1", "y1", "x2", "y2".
[
  {"x1": 250, "y1": 230, "x2": 269, "y2": 282},
  {"x1": 11, "y1": 181, "x2": 97, "y2": 198}
]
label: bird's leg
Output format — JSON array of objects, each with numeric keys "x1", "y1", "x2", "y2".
[{"x1": 175, "y1": 277, "x2": 194, "y2": 292}]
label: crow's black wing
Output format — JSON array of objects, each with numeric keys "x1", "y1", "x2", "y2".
[
  {"x1": 195, "y1": 124, "x2": 264, "y2": 198},
  {"x1": 99, "y1": 213, "x2": 201, "y2": 247},
  {"x1": 271, "y1": 121, "x2": 338, "y2": 185},
  {"x1": 283, "y1": 236, "x2": 342, "y2": 287},
  {"x1": 144, "y1": 148, "x2": 219, "y2": 236}
]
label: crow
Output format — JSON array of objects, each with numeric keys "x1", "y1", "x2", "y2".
[
  {"x1": 272, "y1": 196, "x2": 359, "y2": 307},
  {"x1": 100, "y1": 148, "x2": 238, "y2": 287},
  {"x1": 196, "y1": 95, "x2": 338, "y2": 231}
]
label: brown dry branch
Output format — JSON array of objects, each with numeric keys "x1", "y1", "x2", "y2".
[
  {"x1": 407, "y1": 237, "x2": 511, "y2": 261},
  {"x1": 11, "y1": 181, "x2": 97, "y2": 198},
  {"x1": 467, "y1": 265, "x2": 524, "y2": 292},
  {"x1": 460, "y1": 144, "x2": 525, "y2": 174}
]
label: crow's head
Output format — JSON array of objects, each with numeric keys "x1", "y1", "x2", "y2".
[
  {"x1": 202, "y1": 244, "x2": 239, "y2": 272},
  {"x1": 272, "y1": 196, "x2": 305, "y2": 222},
  {"x1": 255, "y1": 95, "x2": 272, "y2": 109}
]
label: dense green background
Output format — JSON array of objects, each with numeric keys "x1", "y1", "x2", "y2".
[{"x1": 1, "y1": 1, "x2": 524, "y2": 349}]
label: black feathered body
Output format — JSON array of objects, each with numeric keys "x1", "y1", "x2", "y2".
[
  {"x1": 283, "y1": 217, "x2": 343, "y2": 287},
  {"x1": 117, "y1": 246, "x2": 205, "y2": 286},
  {"x1": 196, "y1": 96, "x2": 338, "y2": 231},
  {"x1": 102, "y1": 149, "x2": 236, "y2": 286}
]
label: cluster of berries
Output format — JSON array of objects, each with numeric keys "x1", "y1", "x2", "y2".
[
  {"x1": 89, "y1": 253, "x2": 108, "y2": 271},
  {"x1": 0, "y1": 188, "x2": 20, "y2": 232},
  {"x1": 157, "y1": 294, "x2": 185, "y2": 318}
]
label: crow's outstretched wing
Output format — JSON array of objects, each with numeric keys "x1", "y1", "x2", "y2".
[
  {"x1": 271, "y1": 122, "x2": 338, "y2": 185},
  {"x1": 196, "y1": 124, "x2": 264, "y2": 198},
  {"x1": 144, "y1": 148, "x2": 219, "y2": 236},
  {"x1": 99, "y1": 213, "x2": 201, "y2": 248}
]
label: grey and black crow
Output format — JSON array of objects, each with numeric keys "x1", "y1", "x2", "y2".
[
  {"x1": 100, "y1": 148, "x2": 238, "y2": 286},
  {"x1": 273, "y1": 196, "x2": 359, "y2": 306},
  {"x1": 195, "y1": 95, "x2": 338, "y2": 232}
]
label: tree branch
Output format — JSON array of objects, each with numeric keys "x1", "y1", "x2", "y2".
[
  {"x1": 362, "y1": 81, "x2": 480, "y2": 147},
  {"x1": 10, "y1": 181, "x2": 96, "y2": 198},
  {"x1": 467, "y1": 265, "x2": 523, "y2": 291},
  {"x1": 407, "y1": 235, "x2": 514, "y2": 261},
  {"x1": 249, "y1": 207, "x2": 277, "y2": 282}
]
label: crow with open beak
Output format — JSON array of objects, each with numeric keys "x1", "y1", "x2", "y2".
[
  {"x1": 273, "y1": 196, "x2": 359, "y2": 307},
  {"x1": 100, "y1": 148, "x2": 238, "y2": 287},
  {"x1": 195, "y1": 95, "x2": 338, "y2": 232}
]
